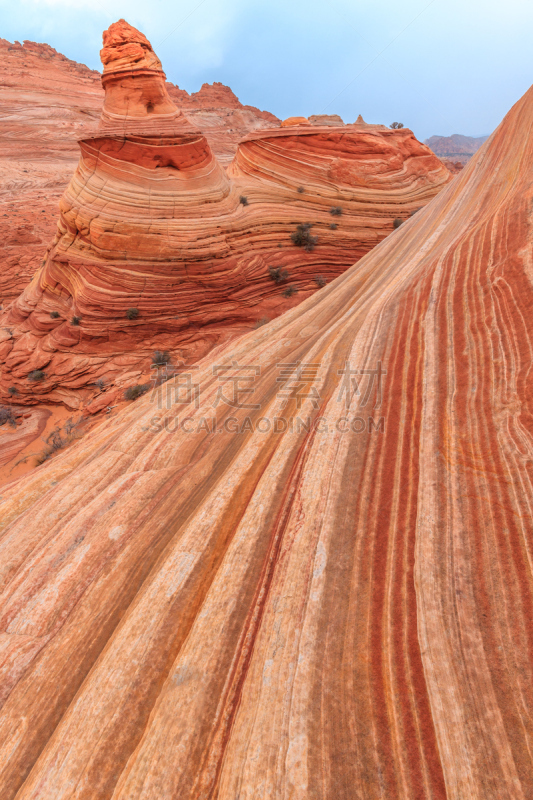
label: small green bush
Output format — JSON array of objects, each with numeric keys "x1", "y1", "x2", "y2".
[
  {"x1": 314, "y1": 275, "x2": 327, "y2": 288},
  {"x1": 239, "y1": 195, "x2": 249, "y2": 206},
  {"x1": 330, "y1": 206, "x2": 343, "y2": 216},
  {"x1": 124, "y1": 384, "x2": 150, "y2": 401},
  {"x1": 28, "y1": 369, "x2": 46, "y2": 381},
  {"x1": 126, "y1": 308, "x2": 139, "y2": 320},
  {"x1": 390, "y1": 122, "x2": 404, "y2": 129},
  {"x1": 7, "y1": 386, "x2": 17, "y2": 395},
  {"x1": 268, "y1": 266, "x2": 289, "y2": 284},
  {"x1": 71, "y1": 316, "x2": 81, "y2": 326},
  {"x1": 0, "y1": 406, "x2": 16, "y2": 427},
  {"x1": 50, "y1": 311, "x2": 60, "y2": 319},
  {"x1": 94, "y1": 378, "x2": 105, "y2": 390},
  {"x1": 297, "y1": 186, "x2": 305, "y2": 194},
  {"x1": 291, "y1": 223, "x2": 318, "y2": 252},
  {"x1": 393, "y1": 218, "x2": 404, "y2": 229},
  {"x1": 282, "y1": 285, "x2": 298, "y2": 298},
  {"x1": 330, "y1": 222, "x2": 338, "y2": 230}
]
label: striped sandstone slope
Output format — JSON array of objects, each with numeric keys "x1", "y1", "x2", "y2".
[
  {"x1": 0, "y1": 23, "x2": 450, "y2": 411},
  {"x1": 0, "y1": 72, "x2": 531, "y2": 800}
]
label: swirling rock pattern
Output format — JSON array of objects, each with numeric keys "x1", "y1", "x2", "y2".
[
  {"x1": 0, "y1": 36, "x2": 277, "y2": 307},
  {"x1": 0, "y1": 66, "x2": 531, "y2": 800},
  {"x1": 0, "y1": 22, "x2": 450, "y2": 410}
]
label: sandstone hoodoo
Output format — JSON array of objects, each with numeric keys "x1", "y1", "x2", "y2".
[
  {"x1": 0, "y1": 70, "x2": 531, "y2": 798},
  {"x1": 0, "y1": 21, "x2": 450, "y2": 411},
  {"x1": 0, "y1": 35, "x2": 276, "y2": 309}
]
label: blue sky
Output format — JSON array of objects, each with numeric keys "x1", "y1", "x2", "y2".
[{"x1": 1, "y1": 0, "x2": 532, "y2": 141}]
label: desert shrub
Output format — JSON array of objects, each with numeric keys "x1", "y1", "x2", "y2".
[
  {"x1": 314, "y1": 275, "x2": 327, "y2": 288},
  {"x1": 33, "y1": 418, "x2": 84, "y2": 465},
  {"x1": 297, "y1": 186, "x2": 305, "y2": 194},
  {"x1": 50, "y1": 311, "x2": 60, "y2": 319},
  {"x1": 124, "y1": 383, "x2": 150, "y2": 401},
  {"x1": 239, "y1": 195, "x2": 249, "y2": 206},
  {"x1": 28, "y1": 369, "x2": 45, "y2": 381},
  {"x1": 35, "y1": 426, "x2": 66, "y2": 464},
  {"x1": 254, "y1": 317, "x2": 270, "y2": 328},
  {"x1": 268, "y1": 266, "x2": 289, "y2": 284},
  {"x1": 282, "y1": 285, "x2": 298, "y2": 298},
  {"x1": 393, "y1": 218, "x2": 404, "y2": 229},
  {"x1": 152, "y1": 350, "x2": 170, "y2": 366},
  {"x1": 126, "y1": 308, "x2": 139, "y2": 320},
  {"x1": 94, "y1": 378, "x2": 105, "y2": 390},
  {"x1": 330, "y1": 222, "x2": 338, "y2": 230},
  {"x1": 7, "y1": 386, "x2": 17, "y2": 395},
  {"x1": 0, "y1": 406, "x2": 16, "y2": 427},
  {"x1": 330, "y1": 206, "x2": 343, "y2": 216},
  {"x1": 390, "y1": 122, "x2": 404, "y2": 129},
  {"x1": 291, "y1": 223, "x2": 318, "y2": 252},
  {"x1": 71, "y1": 316, "x2": 81, "y2": 326}
]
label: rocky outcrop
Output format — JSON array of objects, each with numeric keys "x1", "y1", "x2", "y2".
[
  {"x1": 0, "y1": 74, "x2": 531, "y2": 800},
  {"x1": 308, "y1": 113, "x2": 345, "y2": 125},
  {"x1": 440, "y1": 158, "x2": 464, "y2": 174},
  {"x1": 0, "y1": 23, "x2": 450, "y2": 410}
]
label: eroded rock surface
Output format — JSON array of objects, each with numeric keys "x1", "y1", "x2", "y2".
[
  {"x1": 0, "y1": 73, "x2": 531, "y2": 800},
  {"x1": 0, "y1": 22, "x2": 450, "y2": 410}
]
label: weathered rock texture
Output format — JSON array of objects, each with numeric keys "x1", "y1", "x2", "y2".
[
  {"x1": 0, "y1": 64, "x2": 531, "y2": 800},
  {"x1": 0, "y1": 38, "x2": 103, "y2": 303},
  {"x1": 0, "y1": 22, "x2": 450, "y2": 410},
  {"x1": 0, "y1": 36, "x2": 278, "y2": 306}
]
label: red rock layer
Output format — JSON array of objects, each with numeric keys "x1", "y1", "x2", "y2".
[
  {"x1": 0, "y1": 22, "x2": 450, "y2": 410},
  {"x1": 0, "y1": 76, "x2": 531, "y2": 800}
]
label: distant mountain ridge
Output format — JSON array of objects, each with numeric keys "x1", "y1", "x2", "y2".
[{"x1": 424, "y1": 133, "x2": 489, "y2": 158}]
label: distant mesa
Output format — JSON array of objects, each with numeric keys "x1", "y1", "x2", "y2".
[{"x1": 308, "y1": 114, "x2": 344, "y2": 126}]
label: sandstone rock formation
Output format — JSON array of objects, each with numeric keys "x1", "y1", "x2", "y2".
[
  {"x1": 0, "y1": 36, "x2": 278, "y2": 307},
  {"x1": 0, "y1": 72, "x2": 531, "y2": 800},
  {"x1": 0, "y1": 21, "x2": 450, "y2": 411}
]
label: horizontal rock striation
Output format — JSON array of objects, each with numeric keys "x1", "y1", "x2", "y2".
[{"x1": 0, "y1": 73, "x2": 532, "y2": 799}]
